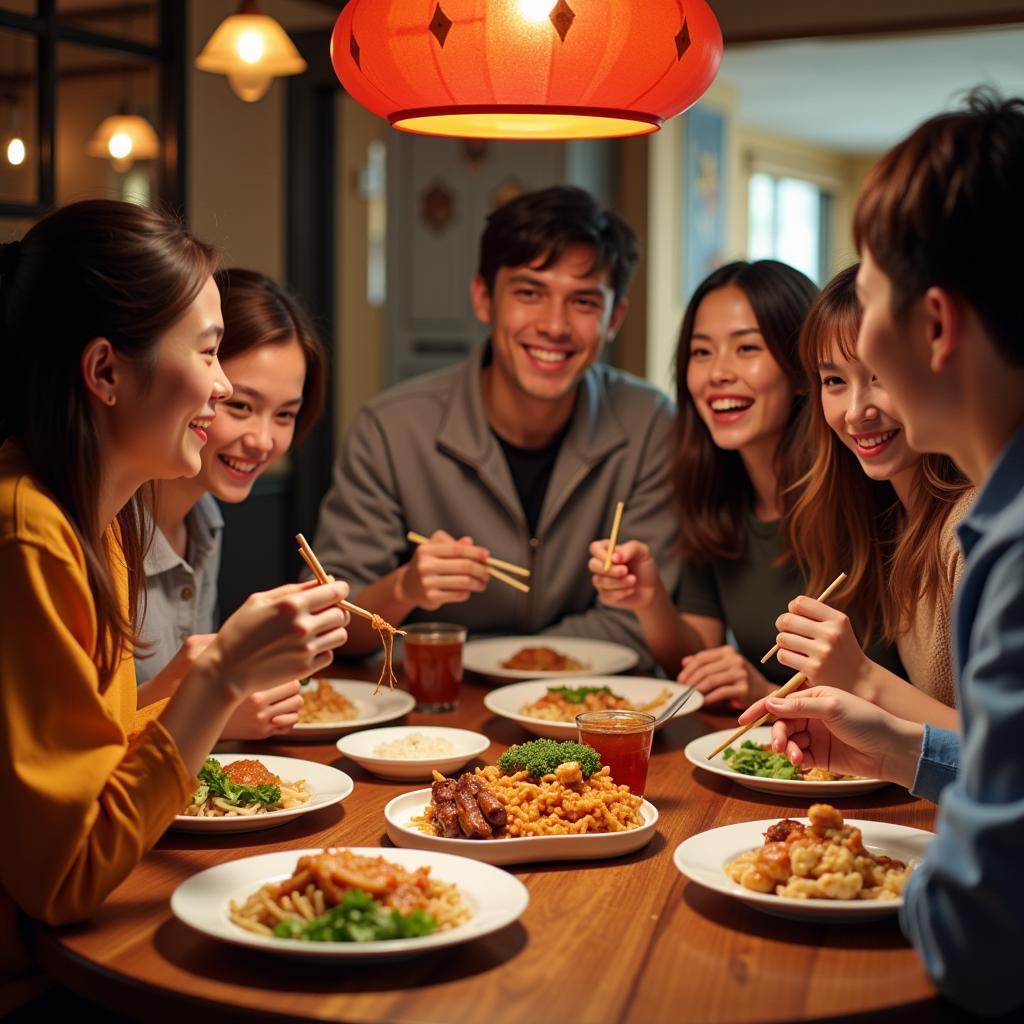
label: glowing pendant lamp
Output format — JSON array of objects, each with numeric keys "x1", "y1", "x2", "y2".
[
  {"x1": 331, "y1": 0, "x2": 722, "y2": 140},
  {"x1": 87, "y1": 112, "x2": 159, "y2": 172},
  {"x1": 195, "y1": 0, "x2": 307, "y2": 103}
]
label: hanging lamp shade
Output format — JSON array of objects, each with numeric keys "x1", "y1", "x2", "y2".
[
  {"x1": 331, "y1": 0, "x2": 722, "y2": 140},
  {"x1": 195, "y1": 0, "x2": 307, "y2": 103},
  {"x1": 87, "y1": 113, "x2": 159, "y2": 172}
]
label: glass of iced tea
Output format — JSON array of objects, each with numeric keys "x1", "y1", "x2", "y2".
[
  {"x1": 575, "y1": 710, "x2": 656, "y2": 796},
  {"x1": 402, "y1": 623, "x2": 467, "y2": 712}
]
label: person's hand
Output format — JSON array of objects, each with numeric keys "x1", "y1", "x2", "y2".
[
  {"x1": 737, "y1": 685, "x2": 924, "y2": 787},
  {"x1": 677, "y1": 646, "x2": 774, "y2": 708},
  {"x1": 220, "y1": 679, "x2": 303, "y2": 739},
  {"x1": 153, "y1": 633, "x2": 217, "y2": 689},
  {"x1": 773, "y1": 597, "x2": 872, "y2": 692},
  {"x1": 198, "y1": 580, "x2": 350, "y2": 701},
  {"x1": 396, "y1": 530, "x2": 490, "y2": 610},
  {"x1": 588, "y1": 539, "x2": 662, "y2": 610}
]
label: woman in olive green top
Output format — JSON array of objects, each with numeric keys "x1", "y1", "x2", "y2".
[{"x1": 591, "y1": 260, "x2": 822, "y2": 706}]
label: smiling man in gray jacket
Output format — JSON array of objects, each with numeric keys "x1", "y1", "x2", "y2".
[{"x1": 312, "y1": 186, "x2": 679, "y2": 669}]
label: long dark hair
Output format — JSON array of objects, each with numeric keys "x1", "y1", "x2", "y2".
[
  {"x1": 0, "y1": 199, "x2": 218, "y2": 687},
  {"x1": 214, "y1": 268, "x2": 326, "y2": 440},
  {"x1": 673, "y1": 260, "x2": 819, "y2": 561},
  {"x1": 787, "y1": 264, "x2": 971, "y2": 642}
]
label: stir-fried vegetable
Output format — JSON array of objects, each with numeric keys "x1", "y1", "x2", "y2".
[{"x1": 271, "y1": 889, "x2": 437, "y2": 942}]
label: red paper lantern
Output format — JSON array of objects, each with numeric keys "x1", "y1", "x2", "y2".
[{"x1": 332, "y1": 1, "x2": 722, "y2": 140}]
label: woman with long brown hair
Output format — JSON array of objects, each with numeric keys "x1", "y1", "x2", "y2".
[
  {"x1": 136, "y1": 269, "x2": 327, "y2": 739},
  {"x1": 776, "y1": 263, "x2": 970, "y2": 724},
  {"x1": 0, "y1": 200, "x2": 348, "y2": 987},
  {"x1": 589, "y1": 260, "x2": 867, "y2": 706}
]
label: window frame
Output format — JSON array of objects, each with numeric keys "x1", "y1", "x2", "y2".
[{"x1": 0, "y1": 0, "x2": 185, "y2": 218}]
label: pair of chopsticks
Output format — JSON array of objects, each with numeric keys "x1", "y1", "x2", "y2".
[
  {"x1": 405, "y1": 530, "x2": 530, "y2": 594},
  {"x1": 296, "y1": 533, "x2": 406, "y2": 635},
  {"x1": 704, "y1": 572, "x2": 847, "y2": 760}
]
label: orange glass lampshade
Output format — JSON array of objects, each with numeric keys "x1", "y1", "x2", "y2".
[{"x1": 331, "y1": 0, "x2": 722, "y2": 140}]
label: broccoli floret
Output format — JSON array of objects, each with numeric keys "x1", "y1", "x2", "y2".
[{"x1": 497, "y1": 739, "x2": 602, "y2": 779}]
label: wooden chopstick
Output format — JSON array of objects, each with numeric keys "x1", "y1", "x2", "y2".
[
  {"x1": 704, "y1": 670, "x2": 808, "y2": 760},
  {"x1": 295, "y1": 533, "x2": 407, "y2": 634},
  {"x1": 406, "y1": 530, "x2": 530, "y2": 577},
  {"x1": 405, "y1": 530, "x2": 531, "y2": 593},
  {"x1": 603, "y1": 500, "x2": 625, "y2": 572},
  {"x1": 759, "y1": 572, "x2": 848, "y2": 664},
  {"x1": 705, "y1": 571, "x2": 848, "y2": 761}
]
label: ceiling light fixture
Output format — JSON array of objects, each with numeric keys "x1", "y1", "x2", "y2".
[
  {"x1": 87, "y1": 112, "x2": 159, "y2": 172},
  {"x1": 195, "y1": 0, "x2": 307, "y2": 103},
  {"x1": 331, "y1": 0, "x2": 722, "y2": 140}
]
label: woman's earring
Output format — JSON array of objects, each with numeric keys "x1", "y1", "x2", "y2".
[{"x1": 106, "y1": 394, "x2": 116, "y2": 406}]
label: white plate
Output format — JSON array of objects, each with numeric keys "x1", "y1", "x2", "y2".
[
  {"x1": 384, "y1": 787, "x2": 658, "y2": 865},
  {"x1": 172, "y1": 754, "x2": 354, "y2": 834},
  {"x1": 336, "y1": 726, "x2": 491, "y2": 781},
  {"x1": 290, "y1": 679, "x2": 416, "y2": 740},
  {"x1": 483, "y1": 676, "x2": 703, "y2": 740},
  {"x1": 684, "y1": 727, "x2": 889, "y2": 796},
  {"x1": 673, "y1": 817, "x2": 933, "y2": 922},
  {"x1": 171, "y1": 846, "x2": 528, "y2": 959},
  {"x1": 462, "y1": 635, "x2": 639, "y2": 681}
]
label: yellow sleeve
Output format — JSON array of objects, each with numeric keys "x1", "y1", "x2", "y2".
[{"x1": 0, "y1": 539, "x2": 193, "y2": 925}]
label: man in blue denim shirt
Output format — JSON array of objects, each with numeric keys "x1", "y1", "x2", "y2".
[{"x1": 738, "y1": 91, "x2": 1024, "y2": 1015}]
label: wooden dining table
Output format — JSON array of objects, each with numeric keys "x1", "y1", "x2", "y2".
[{"x1": 31, "y1": 662, "x2": 955, "y2": 1024}]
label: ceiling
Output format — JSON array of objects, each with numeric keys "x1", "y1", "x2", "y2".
[{"x1": 716, "y1": 25, "x2": 1024, "y2": 153}]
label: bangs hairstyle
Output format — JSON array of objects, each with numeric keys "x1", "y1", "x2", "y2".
[
  {"x1": 477, "y1": 185, "x2": 639, "y2": 306},
  {"x1": 786, "y1": 264, "x2": 971, "y2": 643},
  {"x1": 0, "y1": 199, "x2": 218, "y2": 689},
  {"x1": 673, "y1": 260, "x2": 819, "y2": 562},
  {"x1": 853, "y1": 89, "x2": 1024, "y2": 368},
  {"x1": 214, "y1": 268, "x2": 326, "y2": 441}
]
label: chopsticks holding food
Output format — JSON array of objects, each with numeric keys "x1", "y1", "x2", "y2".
[
  {"x1": 759, "y1": 572, "x2": 848, "y2": 665},
  {"x1": 705, "y1": 571, "x2": 848, "y2": 760},
  {"x1": 602, "y1": 500, "x2": 625, "y2": 572},
  {"x1": 295, "y1": 533, "x2": 405, "y2": 693},
  {"x1": 405, "y1": 530, "x2": 531, "y2": 594}
]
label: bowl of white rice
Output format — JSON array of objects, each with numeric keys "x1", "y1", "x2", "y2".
[{"x1": 336, "y1": 726, "x2": 491, "y2": 781}]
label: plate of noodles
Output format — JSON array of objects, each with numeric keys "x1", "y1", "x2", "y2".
[
  {"x1": 291, "y1": 678, "x2": 416, "y2": 740},
  {"x1": 384, "y1": 749, "x2": 659, "y2": 865},
  {"x1": 337, "y1": 726, "x2": 491, "y2": 781},
  {"x1": 483, "y1": 676, "x2": 703, "y2": 739},
  {"x1": 172, "y1": 754, "x2": 354, "y2": 833},
  {"x1": 171, "y1": 846, "x2": 528, "y2": 959},
  {"x1": 683, "y1": 727, "x2": 888, "y2": 796},
  {"x1": 462, "y1": 636, "x2": 639, "y2": 682},
  {"x1": 673, "y1": 804, "x2": 932, "y2": 922}
]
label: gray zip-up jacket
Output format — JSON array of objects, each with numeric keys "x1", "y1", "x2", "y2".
[{"x1": 312, "y1": 345, "x2": 679, "y2": 669}]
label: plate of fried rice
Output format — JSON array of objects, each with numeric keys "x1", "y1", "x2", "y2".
[
  {"x1": 384, "y1": 768, "x2": 659, "y2": 865},
  {"x1": 171, "y1": 846, "x2": 528, "y2": 959}
]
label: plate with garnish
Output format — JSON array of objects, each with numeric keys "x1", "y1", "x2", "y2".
[
  {"x1": 484, "y1": 676, "x2": 702, "y2": 739},
  {"x1": 172, "y1": 753, "x2": 354, "y2": 833},
  {"x1": 684, "y1": 727, "x2": 888, "y2": 796}
]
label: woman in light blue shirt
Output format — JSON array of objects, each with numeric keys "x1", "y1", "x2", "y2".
[{"x1": 135, "y1": 269, "x2": 326, "y2": 738}]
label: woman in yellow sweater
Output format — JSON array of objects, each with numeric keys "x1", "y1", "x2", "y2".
[{"x1": 0, "y1": 200, "x2": 349, "y2": 989}]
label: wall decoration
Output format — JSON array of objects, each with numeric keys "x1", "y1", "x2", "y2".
[
  {"x1": 683, "y1": 105, "x2": 726, "y2": 302},
  {"x1": 491, "y1": 178, "x2": 525, "y2": 211},
  {"x1": 421, "y1": 180, "x2": 455, "y2": 233}
]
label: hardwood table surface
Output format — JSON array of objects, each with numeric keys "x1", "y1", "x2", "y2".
[{"x1": 32, "y1": 663, "x2": 951, "y2": 1024}]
